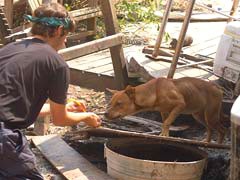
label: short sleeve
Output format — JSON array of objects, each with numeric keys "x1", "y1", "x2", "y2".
[{"x1": 48, "y1": 66, "x2": 70, "y2": 104}]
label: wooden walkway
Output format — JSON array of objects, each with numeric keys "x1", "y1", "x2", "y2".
[{"x1": 67, "y1": 21, "x2": 227, "y2": 90}]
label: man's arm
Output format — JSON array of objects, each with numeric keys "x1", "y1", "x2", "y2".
[
  {"x1": 49, "y1": 100, "x2": 101, "y2": 127},
  {"x1": 39, "y1": 103, "x2": 51, "y2": 117}
]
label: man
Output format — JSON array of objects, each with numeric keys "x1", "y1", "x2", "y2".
[{"x1": 0, "y1": 3, "x2": 101, "y2": 179}]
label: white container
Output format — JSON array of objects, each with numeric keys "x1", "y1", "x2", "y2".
[
  {"x1": 213, "y1": 21, "x2": 240, "y2": 83},
  {"x1": 230, "y1": 95, "x2": 240, "y2": 180},
  {"x1": 105, "y1": 138, "x2": 207, "y2": 180}
]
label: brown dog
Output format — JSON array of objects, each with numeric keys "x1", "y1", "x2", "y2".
[{"x1": 105, "y1": 77, "x2": 226, "y2": 143}]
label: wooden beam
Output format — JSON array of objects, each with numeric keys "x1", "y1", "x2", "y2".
[
  {"x1": 70, "y1": 127, "x2": 230, "y2": 150},
  {"x1": 59, "y1": 33, "x2": 123, "y2": 61},
  {"x1": 32, "y1": 135, "x2": 113, "y2": 180},
  {"x1": 67, "y1": 30, "x2": 95, "y2": 41},
  {"x1": 69, "y1": 7, "x2": 101, "y2": 18},
  {"x1": 100, "y1": 0, "x2": 128, "y2": 90}
]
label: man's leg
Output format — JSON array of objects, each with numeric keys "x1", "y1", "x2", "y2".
[{"x1": 0, "y1": 125, "x2": 44, "y2": 180}]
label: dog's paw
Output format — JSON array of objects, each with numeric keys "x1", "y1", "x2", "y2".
[{"x1": 159, "y1": 131, "x2": 169, "y2": 137}]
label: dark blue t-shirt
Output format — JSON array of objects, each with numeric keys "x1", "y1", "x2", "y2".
[{"x1": 0, "y1": 38, "x2": 70, "y2": 129}]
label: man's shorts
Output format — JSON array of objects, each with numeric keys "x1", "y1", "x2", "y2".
[{"x1": 0, "y1": 122, "x2": 43, "y2": 180}]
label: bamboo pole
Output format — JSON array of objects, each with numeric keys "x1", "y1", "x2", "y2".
[
  {"x1": 152, "y1": 0, "x2": 174, "y2": 57},
  {"x1": 228, "y1": 0, "x2": 240, "y2": 22},
  {"x1": 167, "y1": 0, "x2": 196, "y2": 78}
]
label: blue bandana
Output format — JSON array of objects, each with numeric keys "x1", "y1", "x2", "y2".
[{"x1": 24, "y1": 14, "x2": 70, "y2": 29}]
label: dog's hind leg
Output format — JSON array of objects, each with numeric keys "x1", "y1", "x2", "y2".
[
  {"x1": 192, "y1": 111, "x2": 212, "y2": 142},
  {"x1": 192, "y1": 111, "x2": 205, "y2": 126},
  {"x1": 204, "y1": 104, "x2": 223, "y2": 143},
  {"x1": 217, "y1": 130, "x2": 225, "y2": 144}
]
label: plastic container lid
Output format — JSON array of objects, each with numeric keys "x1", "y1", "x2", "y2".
[{"x1": 231, "y1": 95, "x2": 240, "y2": 125}]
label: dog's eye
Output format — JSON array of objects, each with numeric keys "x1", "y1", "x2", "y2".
[{"x1": 116, "y1": 101, "x2": 122, "y2": 107}]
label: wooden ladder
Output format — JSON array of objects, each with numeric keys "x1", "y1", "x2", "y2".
[
  {"x1": 28, "y1": 0, "x2": 101, "y2": 41},
  {"x1": 0, "y1": 7, "x2": 29, "y2": 46},
  {"x1": 0, "y1": 7, "x2": 12, "y2": 45},
  {"x1": 59, "y1": 0, "x2": 128, "y2": 90}
]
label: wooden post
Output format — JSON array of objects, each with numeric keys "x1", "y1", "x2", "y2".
[
  {"x1": 152, "y1": 0, "x2": 174, "y2": 57},
  {"x1": 4, "y1": 0, "x2": 13, "y2": 28},
  {"x1": 86, "y1": 0, "x2": 97, "y2": 41},
  {"x1": 100, "y1": 0, "x2": 128, "y2": 90},
  {"x1": 167, "y1": 0, "x2": 196, "y2": 78},
  {"x1": 228, "y1": 0, "x2": 240, "y2": 22}
]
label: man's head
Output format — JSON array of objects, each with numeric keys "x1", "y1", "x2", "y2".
[{"x1": 25, "y1": 3, "x2": 75, "y2": 50}]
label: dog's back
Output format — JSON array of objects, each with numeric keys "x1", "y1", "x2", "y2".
[{"x1": 172, "y1": 77, "x2": 223, "y2": 113}]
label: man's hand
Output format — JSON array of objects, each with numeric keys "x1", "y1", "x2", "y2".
[
  {"x1": 83, "y1": 113, "x2": 102, "y2": 128},
  {"x1": 50, "y1": 100, "x2": 102, "y2": 127}
]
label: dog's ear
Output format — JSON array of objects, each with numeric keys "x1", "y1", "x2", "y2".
[
  {"x1": 125, "y1": 85, "x2": 135, "y2": 100},
  {"x1": 106, "y1": 88, "x2": 118, "y2": 94}
]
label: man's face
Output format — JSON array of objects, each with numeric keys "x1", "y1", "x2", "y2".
[
  {"x1": 56, "y1": 34, "x2": 67, "y2": 50},
  {"x1": 52, "y1": 27, "x2": 68, "y2": 51}
]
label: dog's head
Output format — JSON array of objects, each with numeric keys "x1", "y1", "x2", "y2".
[{"x1": 105, "y1": 85, "x2": 137, "y2": 119}]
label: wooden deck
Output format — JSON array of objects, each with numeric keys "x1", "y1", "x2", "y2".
[{"x1": 68, "y1": 21, "x2": 227, "y2": 90}]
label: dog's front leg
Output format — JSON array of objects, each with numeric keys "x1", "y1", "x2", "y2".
[
  {"x1": 160, "y1": 112, "x2": 169, "y2": 135},
  {"x1": 160, "y1": 106, "x2": 183, "y2": 136}
]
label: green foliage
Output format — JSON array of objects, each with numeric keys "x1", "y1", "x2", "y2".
[{"x1": 116, "y1": 0, "x2": 162, "y2": 28}]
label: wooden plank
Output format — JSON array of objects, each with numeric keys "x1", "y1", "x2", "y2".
[
  {"x1": 183, "y1": 36, "x2": 220, "y2": 56},
  {"x1": 100, "y1": 0, "x2": 128, "y2": 90},
  {"x1": 69, "y1": 7, "x2": 101, "y2": 20},
  {"x1": 167, "y1": 12, "x2": 228, "y2": 22},
  {"x1": 31, "y1": 134, "x2": 113, "y2": 180},
  {"x1": 67, "y1": 30, "x2": 95, "y2": 41},
  {"x1": 69, "y1": 7, "x2": 100, "y2": 17},
  {"x1": 67, "y1": 52, "x2": 111, "y2": 66},
  {"x1": 86, "y1": 63, "x2": 114, "y2": 74},
  {"x1": 59, "y1": 33, "x2": 123, "y2": 61},
  {"x1": 68, "y1": 54, "x2": 111, "y2": 67},
  {"x1": 70, "y1": 69, "x2": 117, "y2": 91},
  {"x1": 72, "y1": 12, "x2": 102, "y2": 22},
  {"x1": 4, "y1": 0, "x2": 13, "y2": 28},
  {"x1": 70, "y1": 58, "x2": 112, "y2": 72}
]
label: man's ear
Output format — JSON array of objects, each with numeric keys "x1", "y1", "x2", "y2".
[
  {"x1": 55, "y1": 26, "x2": 65, "y2": 36},
  {"x1": 106, "y1": 88, "x2": 118, "y2": 94},
  {"x1": 125, "y1": 85, "x2": 135, "y2": 100}
]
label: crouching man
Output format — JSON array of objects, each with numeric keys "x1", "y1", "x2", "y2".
[{"x1": 0, "y1": 3, "x2": 101, "y2": 179}]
